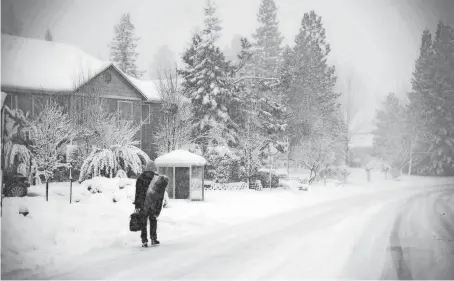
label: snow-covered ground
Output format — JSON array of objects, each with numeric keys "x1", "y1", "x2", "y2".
[{"x1": 2, "y1": 168, "x2": 453, "y2": 279}]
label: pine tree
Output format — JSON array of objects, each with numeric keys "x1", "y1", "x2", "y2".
[
  {"x1": 45, "y1": 28, "x2": 53, "y2": 41},
  {"x1": 282, "y1": 11, "x2": 341, "y2": 176},
  {"x1": 109, "y1": 13, "x2": 144, "y2": 78},
  {"x1": 251, "y1": 0, "x2": 283, "y2": 77},
  {"x1": 179, "y1": 1, "x2": 236, "y2": 151},
  {"x1": 407, "y1": 22, "x2": 454, "y2": 175},
  {"x1": 406, "y1": 28, "x2": 433, "y2": 175},
  {"x1": 284, "y1": 11, "x2": 338, "y2": 148}
]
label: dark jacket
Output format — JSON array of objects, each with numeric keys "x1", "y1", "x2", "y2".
[
  {"x1": 143, "y1": 175, "x2": 169, "y2": 217},
  {"x1": 134, "y1": 171, "x2": 155, "y2": 209}
]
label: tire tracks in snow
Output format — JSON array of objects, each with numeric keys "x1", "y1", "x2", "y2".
[{"x1": 380, "y1": 186, "x2": 454, "y2": 280}]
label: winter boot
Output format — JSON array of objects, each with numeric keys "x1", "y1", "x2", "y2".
[
  {"x1": 142, "y1": 242, "x2": 148, "y2": 248},
  {"x1": 151, "y1": 239, "x2": 160, "y2": 246}
]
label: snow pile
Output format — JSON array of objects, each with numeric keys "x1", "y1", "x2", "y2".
[
  {"x1": 155, "y1": 149, "x2": 207, "y2": 166},
  {"x1": 81, "y1": 177, "x2": 136, "y2": 203}
]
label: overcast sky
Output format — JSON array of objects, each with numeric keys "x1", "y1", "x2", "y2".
[{"x1": 2, "y1": 0, "x2": 454, "y2": 130}]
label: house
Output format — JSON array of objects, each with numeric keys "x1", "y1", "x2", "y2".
[{"x1": 1, "y1": 34, "x2": 162, "y2": 159}]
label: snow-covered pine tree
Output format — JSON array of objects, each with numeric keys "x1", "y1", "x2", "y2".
[
  {"x1": 45, "y1": 28, "x2": 53, "y2": 41},
  {"x1": 406, "y1": 28, "x2": 434, "y2": 175},
  {"x1": 281, "y1": 11, "x2": 341, "y2": 178},
  {"x1": 109, "y1": 13, "x2": 144, "y2": 78},
  {"x1": 411, "y1": 22, "x2": 454, "y2": 175},
  {"x1": 29, "y1": 101, "x2": 75, "y2": 182},
  {"x1": 284, "y1": 11, "x2": 338, "y2": 147},
  {"x1": 232, "y1": 37, "x2": 287, "y2": 182},
  {"x1": 251, "y1": 0, "x2": 283, "y2": 77},
  {"x1": 179, "y1": 0, "x2": 237, "y2": 152}
]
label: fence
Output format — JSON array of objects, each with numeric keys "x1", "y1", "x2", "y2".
[{"x1": 204, "y1": 181, "x2": 248, "y2": 191}]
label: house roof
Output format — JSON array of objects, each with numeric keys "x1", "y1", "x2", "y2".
[{"x1": 1, "y1": 34, "x2": 161, "y2": 101}]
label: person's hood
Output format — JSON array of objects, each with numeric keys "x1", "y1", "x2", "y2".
[
  {"x1": 142, "y1": 171, "x2": 155, "y2": 180},
  {"x1": 144, "y1": 161, "x2": 157, "y2": 172}
]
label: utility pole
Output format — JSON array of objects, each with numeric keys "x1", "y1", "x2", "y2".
[{"x1": 268, "y1": 143, "x2": 272, "y2": 190}]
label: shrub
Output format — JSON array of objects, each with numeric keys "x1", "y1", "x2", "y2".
[{"x1": 250, "y1": 170, "x2": 279, "y2": 188}]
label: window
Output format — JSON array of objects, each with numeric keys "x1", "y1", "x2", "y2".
[
  {"x1": 102, "y1": 72, "x2": 112, "y2": 84},
  {"x1": 118, "y1": 100, "x2": 133, "y2": 121},
  {"x1": 141, "y1": 104, "x2": 151, "y2": 124}
]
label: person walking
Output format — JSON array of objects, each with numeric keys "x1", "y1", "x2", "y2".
[{"x1": 134, "y1": 160, "x2": 157, "y2": 247}]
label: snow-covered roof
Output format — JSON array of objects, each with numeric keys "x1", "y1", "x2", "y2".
[
  {"x1": 1, "y1": 34, "x2": 109, "y2": 92},
  {"x1": 155, "y1": 150, "x2": 207, "y2": 167},
  {"x1": 1, "y1": 34, "x2": 161, "y2": 101},
  {"x1": 126, "y1": 77, "x2": 161, "y2": 102}
]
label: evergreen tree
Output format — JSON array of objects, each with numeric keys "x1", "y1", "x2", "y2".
[
  {"x1": 281, "y1": 11, "x2": 342, "y2": 176},
  {"x1": 284, "y1": 11, "x2": 338, "y2": 147},
  {"x1": 406, "y1": 29, "x2": 434, "y2": 175},
  {"x1": 45, "y1": 28, "x2": 53, "y2": 42},
  {"x1": 109, "y1": 13, "x2": 144, "y2": 78},
  {"x1": 426, "y1": 22, "x2": 454, "y2": 175},
  {"x1": 407, "y1": 22, "x2": 454, "y2": 175},
  {"x1": 251, "y1": 0, "x2": 283, "y2": 77},
  {"x1": 179, "y1": 1, "x2": 236, "y2": 151}
]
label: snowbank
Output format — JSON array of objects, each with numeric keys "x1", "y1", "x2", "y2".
[{"x1": 155, "y1": 149, "x2": 207, "y2": 167}]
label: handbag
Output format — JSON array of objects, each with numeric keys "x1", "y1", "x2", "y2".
[{"x1": 129, "y1": 211, "x2": 143, "y2": 232}]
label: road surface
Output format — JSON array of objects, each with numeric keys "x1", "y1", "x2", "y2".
[{"x1": 27, "y1": 184, "x2": 454, "y2": 280}]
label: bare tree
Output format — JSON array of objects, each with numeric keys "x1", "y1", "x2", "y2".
[{"x1": 154, "y1": 67, "x2": 194, "y2": 155}]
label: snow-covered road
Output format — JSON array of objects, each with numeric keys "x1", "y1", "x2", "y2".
[{"x1": 30, "y1": 183, "x2": 454, "y2": 280}]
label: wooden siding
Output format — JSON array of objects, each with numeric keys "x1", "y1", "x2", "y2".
[{"x1": 78, "y1": 67, "x2": 143, "y2": 101}]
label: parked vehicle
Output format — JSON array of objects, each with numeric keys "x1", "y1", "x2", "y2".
[{"x1": 3, "y1": 173, "x2": 30, "y2": 197}]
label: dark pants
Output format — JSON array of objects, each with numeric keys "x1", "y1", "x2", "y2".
[{"x1": 141, "y1": 212, "x2": 157, "y2": 243}]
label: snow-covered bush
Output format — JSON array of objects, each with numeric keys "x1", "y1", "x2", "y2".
[
  {"x1": 319, "y1": 166, "x2": 350, "y2": 181},
  {"x1": 251, "y1": 170, "x2": 279, "y2": 188},
  {"x1": 2, "y1": 106, "x2": 34, "y2": 177},
  {"x1": 78, "y1": 113, "x2": 150, "y2": 182},
  {"x1": 79, "y1": 145, "x2": 149, "y2": 182},
  {"x1": 29, "y1": 101, "x2": 75, "y2": 182},
  {"x1": 205, "y1": 146, "x2": 242, "y2": 183}
]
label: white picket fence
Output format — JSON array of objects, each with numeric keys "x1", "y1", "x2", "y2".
[{"x1": 204, "y1": 181, "x2": 249, "y2": 191}]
